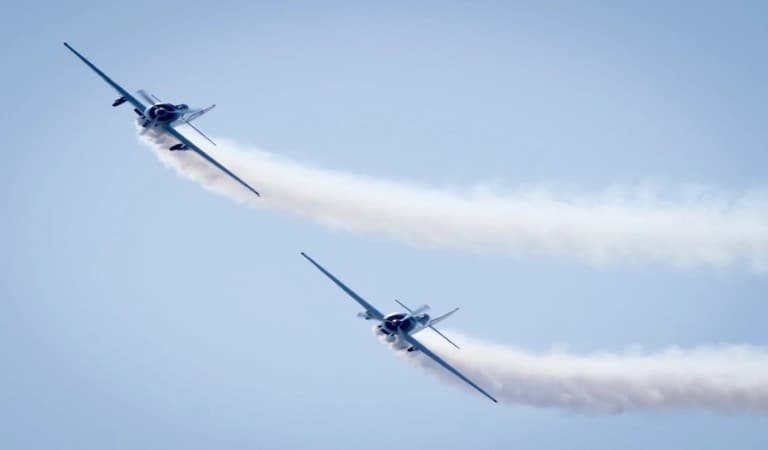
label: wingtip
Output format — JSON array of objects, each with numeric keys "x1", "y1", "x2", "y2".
[
  {"x1": 300, "y1": 252, "x2": 317, "y2": 264},
  {"x1": 301, "y1": 252, "x2": 318, "y2": 265}
]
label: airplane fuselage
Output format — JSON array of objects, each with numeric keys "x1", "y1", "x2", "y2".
[
  {"x1": 373, "y1": 311, "x2": 432, "y2": 351},
  {"x1": 380, "y1": 312, "x2": 429, "y2": 334}
]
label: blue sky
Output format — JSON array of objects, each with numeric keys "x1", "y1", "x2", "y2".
[{"x1": 2, "y1": 1, "x2": 767, "y2": 449}]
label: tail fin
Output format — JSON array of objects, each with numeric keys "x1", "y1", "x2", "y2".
[{"x1": 428, "y1": 308, "x2": 461, "y2": 349}]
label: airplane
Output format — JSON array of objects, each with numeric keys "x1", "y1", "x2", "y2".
[
  {"x1": 63, "y1": 42, "x2": 260, "y2": 197},
  {"x1": 300, "y1": 252, "x2": 498, "y2": 403}
]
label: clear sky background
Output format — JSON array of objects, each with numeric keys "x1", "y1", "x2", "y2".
[{"x1": 2, "y1": 1, "x2": 767, "y2": 449}]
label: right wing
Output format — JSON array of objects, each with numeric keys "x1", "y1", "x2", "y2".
[
  {"x1": 164, "y1": 126, "x2": 260, "y2": 198},
  {"x1": 400, "y1": 332, "x2": 497, "y2": 403},
  {"x1": 301, "y1": 252, "x2": 385, "y2": 321},
  {"x1": 63, "y1": 43, "x2": 147, "y2": 112}
]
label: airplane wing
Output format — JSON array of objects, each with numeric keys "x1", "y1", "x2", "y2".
[
  {"x1": 63, "y1": 43, "x2": 147, "y2": 112},
  {"x1": 164, "y1": 126, "x2": 261, "y2": 197},
  {"x1": 400, "y1": 332, "x2": 497, "y2": 403},
  {"x1": 301, "y1": 252, "x2": 385, "y2": 320}
]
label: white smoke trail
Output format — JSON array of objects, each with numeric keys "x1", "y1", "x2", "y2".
[
  {"x1": 377, "y1": 328, "x2": 768, "y2": 413},
  {"x1": 139, "y1": 128, "x2": 768, "y2": 271}
]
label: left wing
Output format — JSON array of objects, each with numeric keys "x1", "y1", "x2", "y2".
[
  {"x1": 63, "y1": 43, "x2": 147, "y2": 112},
  {"x1": 301, "y1": 252, "x2": 385, "y2": 320},
  {"x1": 164, "y1": 126, "x2": 261, "y2": 197},
  {"x1": 400, "y1": 332, "x2": 497, "y2": 403}
]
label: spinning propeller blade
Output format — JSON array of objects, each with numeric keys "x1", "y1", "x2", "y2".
[
  {"x1": 136, "y1": 89, "x2": 155, "y2": 105},
  {"x1": 395, "y1": 299, "x2": 430, "y2": 316}
]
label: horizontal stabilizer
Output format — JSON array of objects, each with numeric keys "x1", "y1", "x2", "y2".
[
  {"x1": 428, "y1": 307, "x2": 460, "y2": 349},
  {"x1": 185, "y1": 104, "x2": 216, "y2": 123},
  {"x1": 428, "y1": 307, "x2": 459, "y2": 327},
  {"x1": 184, "y1": 120, "x2": 217, "y2": 146},
  {"x1": 429, "y1": 325, "x2": 460, "y2": 349}
]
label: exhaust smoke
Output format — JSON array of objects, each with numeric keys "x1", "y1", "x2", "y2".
[
  {"x1": 140, "y1": 128, "x2": 768, "y2": 272},
  {"x1": 382, "y1": 329, "x2": 768, "y2": 414}
]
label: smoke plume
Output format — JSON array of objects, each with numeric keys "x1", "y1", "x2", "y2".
[
  {"x1": 379, "y1": 329, "x2": 768, "y2": 413},
  {"x1": 138, "y1": 128, "x2": 768, "y2": 413},
  {"x1": 139, "y1": 128, "x2": 768, "y2": 271}
]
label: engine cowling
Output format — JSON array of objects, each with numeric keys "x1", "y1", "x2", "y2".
[
  {"x1": 382, "y1": 312, "x2": 416, "y2": 333},
  {"x1": 146, "y1": 103, "x2": 180, "y2": 122}
]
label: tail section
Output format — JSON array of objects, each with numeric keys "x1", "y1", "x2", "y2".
[
  {"x1": 181, "y1": 104, "x2": 217, "y2": 146},
  {"x1": 183, "y1": 120, "x2": 217, "y2": 146},
  {"x1": 428, "y1": 307, "x2": 459, "y2": 326},
  {"x1": 184, "y1": 104, "x2": 216, "y2": 123},
  {"x1": 398, "y1": 297, "x2": 462, "y2": 350}
]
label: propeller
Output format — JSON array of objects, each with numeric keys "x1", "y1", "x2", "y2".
[
  {"x1": 395, "y1": 299, "x2": 430, "y2": 316},
  {"x1": 136, "y1": 89, "x2": 157, "y2": 105}
]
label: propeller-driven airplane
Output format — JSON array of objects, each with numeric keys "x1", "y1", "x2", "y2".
[
  {"x1": 301, "y1": 252, "x2": 498, "y2": 403},
  {"x1": 63, "y1": 42, "x2": 260, "y2": 197}
]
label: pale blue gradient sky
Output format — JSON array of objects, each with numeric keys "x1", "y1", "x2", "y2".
[{"x1": 1, "y1": 2, "x2": 767, "y2": 449}]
